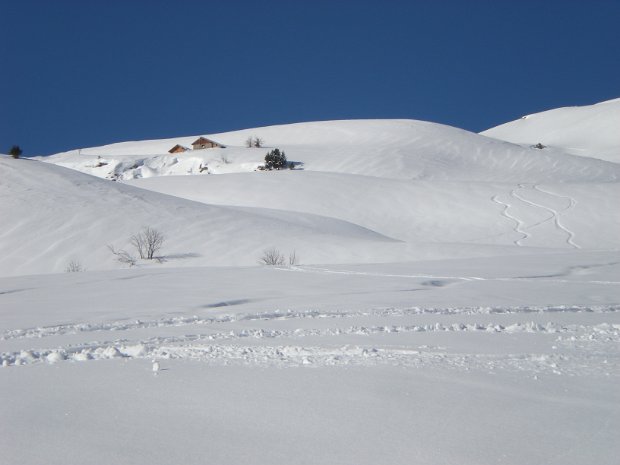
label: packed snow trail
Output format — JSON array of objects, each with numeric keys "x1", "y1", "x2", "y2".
[
  {"x1": 2, "y1": 315, "x2": 619, "y2": 376},
  {"x1": 2, "y1": 303, "x2": 619, "y2": 380},
  {"x1": 3, "y1": 304, "x2": 619, "y2": 342}
]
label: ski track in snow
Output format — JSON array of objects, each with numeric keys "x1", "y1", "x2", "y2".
[
  {"x1": 1, "y1": 305, "x2": 619, "y2": 377},
  {"x1": 491, "y1": 195, "x2": 529, "y2": 245},
  {"x1": 511, "y1": 184, "x2": 580, "y2": 249}
]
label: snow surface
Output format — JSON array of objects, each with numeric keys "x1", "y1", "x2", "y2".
[
  {"x1": 39, "y1": 118, "x2": 620, "y2": 182},
  {"x1": 1, "y1": 259, "x2": 619, "y2": 465},
  {"x1": 2, "y1": 101, "x2": 620, "y2": 464},
  {"x1": 481, "y1": 98, "x2": 620, "y2": 163}
]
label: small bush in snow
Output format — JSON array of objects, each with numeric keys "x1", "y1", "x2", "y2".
[
  {"x1": 9, "y1": 145, "x2": 22, "y2": 159},
  {"x1": 259, "y1": 247, "x2": 286, "y2": 266},
  {"x1": 108, "y1": 245, "x2": 137, "y2": 267},
  {"x1": 259, "y1": 248, "x2": 299, "y2": 266},
  {"x1": 65, "y1": 260, "x2": 84, "y2": 273},
  {"x1": 246, "y1": 136, "x2": 264, "y2": 148},
  {"x1": 264, "y1": 148, "x2": 287, "y2": 170},
  {"x1": 130, "y1": 227, "x2": 165, "y2": 260}
]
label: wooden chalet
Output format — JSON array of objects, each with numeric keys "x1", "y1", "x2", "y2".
[
  {"x1": 191, "y1": 137, "x2": 226, "y2": 150},
  {"x1": 168, "y1": 144, "x2": 189, "y2": 154}
]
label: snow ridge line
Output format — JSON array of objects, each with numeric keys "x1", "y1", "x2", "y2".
[
  {"x1": 2, "y1": 305, "x2": 619, "y2": 342},
  {"x1": 2, "y1": 321, "x2": 618, "y2": 371},
  {"x1": 491, "y1": 195, "x2": 528, "y2": 246},
  {"x1": 512, "y1": 184, "x2": 580, "y2": 249}
]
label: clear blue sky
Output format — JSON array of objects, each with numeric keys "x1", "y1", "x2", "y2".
[{"x1": 1, "y1": 0, "x2": 619, "y2": 156}]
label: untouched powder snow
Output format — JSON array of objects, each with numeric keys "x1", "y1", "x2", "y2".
[{"x1": 481, "y1": 98, "x2": 620, "y2": 163}]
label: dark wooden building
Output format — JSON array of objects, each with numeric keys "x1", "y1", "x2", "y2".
[
  {"x1": 168, "y1": 144, "x2": 189, "y2": 154},
  {"x1": 191, "y1": 137, "x2": 226, "y2": 150}
]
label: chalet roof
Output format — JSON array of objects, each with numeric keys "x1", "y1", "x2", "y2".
[
  {"x1": 168, "y1": 144, "x2": 188, "y2": 153},
  {"x1": 191, "y1": 136, "x2": 225, "y2": 147}
]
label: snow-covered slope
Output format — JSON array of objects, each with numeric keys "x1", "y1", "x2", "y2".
[
  {"x1": 3, "y1": 104, "x2": 620, "y2": 465},
  {"x1": 8, "y1": 108, "x2": 620, "y2": 276},
  {"x1": 41, "y1": 119, "x2": 620, "y2": 182},
  {"x1": 481, "y1": 98, "x2": 620, "y2": 163},
  {"x1": 128, "y1": 171, "x2": 620, "y2": 250},
  {"x1": 0, "y1": 157, "x2": 413, "y2": 277}
]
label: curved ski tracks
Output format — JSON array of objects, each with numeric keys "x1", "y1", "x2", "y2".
[
  {"x1": 491, "y1": 195, "x2": 528, "y2": 246},
  {"x1": 511, "y1": 184, "x2": 580, "y2": 249},
  {"x1": 492, "y1": 184, "x2": 580, "y2": 249}
]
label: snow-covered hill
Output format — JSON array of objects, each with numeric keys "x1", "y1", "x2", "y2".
[
  {"x1": 6, "y1": 106, "x2": 620, "y2": 277},
  {"x1": 3, "y1": 101, "x2": 620, "y2": 465},
  {"x1": 40, "y1": 119, "x2": 620, "y2": 182},
  {"x1": 128, "y1": 171, "x2": 620, "y2": 250},
  {"x1": 481, "y1": 98, "x2": 620, "y2": 163},
  {"x1": 0, "y1": 158, "x2": 412, "y2": 277}
]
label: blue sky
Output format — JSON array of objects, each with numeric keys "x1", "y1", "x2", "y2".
[{"x1": 1, "y1": 0, "x2": 619, "y2": 156}]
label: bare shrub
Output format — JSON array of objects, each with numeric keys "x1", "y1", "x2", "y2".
[
  {"x1": 259, "y1": 247, "x2": 286, "y2": 266},
  {"x1": 65, "y1": 260, "x2": 84, "y2": 273},
  {"x1": 288, "y1": 250, "x2": 299, "y2": 266},
  {"x1": 130, "y1": 227, "x2": 165, "y2": 260},
  {"x1": 220, "y1": 153, "x2": 231, "y2": 164},
  {"x1": 107, "y1": 245, "x2": 137, "y2": 267},
  {"x1": 245, "y1": 136, "x2": 264, "y2": 148}
]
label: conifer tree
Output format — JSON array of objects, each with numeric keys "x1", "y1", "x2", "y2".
[
  {"x1": 9, "y1": 145, "x2": 22, "y2": 159},
  {"x1": 264, "y1": 148, "x2": 287, "y2": 170}
]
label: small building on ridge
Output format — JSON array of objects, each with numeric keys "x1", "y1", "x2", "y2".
[
  {"x1": 168, "y1": 144, "x2": 189, "y2": 154},
  {"x1": 191, "y1": 137, "x2": 226, "y2": 150}
]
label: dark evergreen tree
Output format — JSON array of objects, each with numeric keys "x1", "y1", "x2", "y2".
[
  {"x1": 264, "y1": 148, "x2": 287, "y2": 170},
  {"x1": 9, "y1": 145, "x2": 22, "y2": 159}
]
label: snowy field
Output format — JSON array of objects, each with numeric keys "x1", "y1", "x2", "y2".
[
  {"x1": 1, "y1": 258, "x2": 619, "y2": 465},
  {"x1": 2, "y1": 99, "x2": 619, "y2": 464}
]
